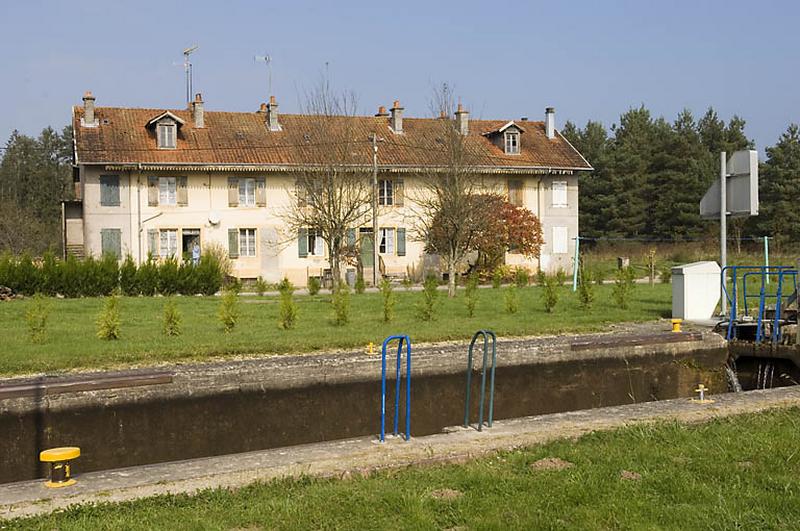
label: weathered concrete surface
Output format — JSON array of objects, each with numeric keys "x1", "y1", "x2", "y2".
[
  {"x1": 1, "y1": 385, "x2": 798, "y2": 520},
  {"x1": 0, "y1": 324, "x2": 727, "y2": 484}
]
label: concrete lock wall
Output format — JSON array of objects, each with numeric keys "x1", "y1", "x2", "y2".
[{"x1": 0, "y1": 331, "x2": 726, "y2": 484}]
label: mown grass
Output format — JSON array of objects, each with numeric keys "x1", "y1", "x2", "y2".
[
  {"x1": 0, "y1": 284, "x2": 671, "y2": 376},
  {"x1": 7, "y1": 408, "x2": 800, "y2": 529}
]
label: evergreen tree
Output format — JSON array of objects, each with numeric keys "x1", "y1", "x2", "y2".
[{"x1": 756, "y1": 124, "x2": 800, "y2": 248}]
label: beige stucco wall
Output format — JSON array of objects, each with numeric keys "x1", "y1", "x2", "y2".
[{"x1": 77, "y1": 167, "x2": 578, "y2": 285}]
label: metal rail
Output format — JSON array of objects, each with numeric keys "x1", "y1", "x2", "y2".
[
  {"x1": 464, "y1": 330, "x2": 497, "y2": 431},
  {"x1": 380, "y1": 334, "x2": 411, "y2": 442}
]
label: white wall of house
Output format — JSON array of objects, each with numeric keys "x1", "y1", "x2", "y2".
[{"x1": 78, "y1": 166, "x2": 578, "y2": 285}]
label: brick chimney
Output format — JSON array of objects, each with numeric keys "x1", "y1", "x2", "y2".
[
  {"x1": 375, "y1": 105, "x2": 389, "y2": 117},
  {"x1": 192, "y1": 93, "x2": 204, "y2": 128},
  {"x1": 82, "y1": 91, "x2": 98, "y2": 127},
  {"x1": 545, "y1": 107, "x2": 556, "y2": 139},
  {"x1": 390, "y1": 100, "x2": 403, "y2": 134},
  {"x1": 257, "y1": 102, "x2": 268, "y2": 113},
  {"x1": 455, "y1": 103, "x2": 469, "y2": 135},
  {"x1": 266, "y1": 95, "x2": 281, "y2": 131}
]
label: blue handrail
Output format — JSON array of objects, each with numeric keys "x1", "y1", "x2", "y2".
[
  {"x1": 464, "y1": 330, "x2": 497, "y2": 431},
  {"x1": 380, "y1": 335, "x2": 411, "y2": 442}
]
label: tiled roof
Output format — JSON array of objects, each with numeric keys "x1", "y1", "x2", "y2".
[{"x1": 73, "y1": 106, "x2": 592, "y2": 172}]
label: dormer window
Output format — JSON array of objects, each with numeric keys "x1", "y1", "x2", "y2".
[
  {"x1": 157, "y1": 122, "x2": 176, "y2": 149},
  {"x1": 146, "y1": 111, "x2": 185, "y2": 150},
  {"x1": 504, "y1": 131, "x2": 520, "y2": 154}
]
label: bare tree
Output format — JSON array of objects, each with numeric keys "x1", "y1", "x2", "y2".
[
  {"x1": 282, "y1": 79, "x2": 373, "y2": 287},
  {"x1": 413, "y1": 84, "x2": 492, "y2": 297}
]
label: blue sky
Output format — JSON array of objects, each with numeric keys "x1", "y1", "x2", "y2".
[{"x1": 0, "y1": 0, "x2": 797, "y2": 151}]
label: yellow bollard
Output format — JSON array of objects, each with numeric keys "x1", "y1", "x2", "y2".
[
  {"x1": 368, "y1": 342, "x2": 375, "y2": 355},
  {"x1": 691, "y1": 384, "x2": 714, "y2": 404},
  {"x1": 40, "y1": 447, "x2": 80, "y2": 488},
  {"x1": 671, "y1": 318, "x2": 682, "y2": 333}
]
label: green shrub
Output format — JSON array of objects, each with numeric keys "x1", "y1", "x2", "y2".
[
  {"x1": 196, "y1": 254, "x2": 224, "y2": 296},
  {"x1": 61, "y1": 254, "x2": 82, "y2": 298},
  {"x1": 612, "y1": 267, "x2": 636, "y2": 309},
  {"x1": 80, "y1": 256, "x2": 103, "y2": 297},
  {"x1": 25, "y1": 293, "x2": 50, "y2": 343},
  {"x1": 555, "y1": 268, "x2": 567, "y2": 286},
  {"x1": 543, "y1": 274, "x2": 559, "y2": 313},
  {"x1": 578, "y1": 267, "x2": 595, "y2": 310},
  {"x1": 504, "y1": 285, "x2": 519, "y2": 314},
  {"x1": 491, "y1": 268, "x2": 503, "y2": 289},
  {"x1": 176, "y1": 262, "x2": 198, "y2": 295},
  {"x1": 0, "y1": 253, "x2": 11, "y2": 288},
  {"x1": 514, "y1": 267, "x2": 530, "y2": 288},
  {"x1": 97, "y1": 253, "x2": 119, "y2": 296},
  {"x1": 158, "y1": 258, "x2": 180, "y2": 296},
  {"x1": 535, "y1": 269, "x2": 546, "y2": 286},
  {"x1": 15, "y1": 254, "x2": 40, "y2": 296},
  {"x1": 332, "y1": 283, "x2": 351, "y2": 326},
  {"x1": 355, "y1": 272, "x2": 366, "y2": 294},
  {"x1": 136, "y1": 256, "x2": 159, "y2": 296},
  {"x1": 162, "y1": 297, "x2": 182, "y2": 336},
  {"x1": 401, "y1": 277, "x2": 413, "y2": 291},
  {"x1": 96, "y1": 295, "x2": 121, "y2": 340},
  {"x1": 218, "y1": 289, "x2": 239, "y2": 333},
  {"x1": 465, "y1": 272, "x2": 479, "y2": 317},
  {"x1": 307, "y1": 276, "x2": 321, "y2": 296},
  {"x1": 659, "y1": 266, "x2": 673, "y2": 284},
  {"x1": 119, "y1": 255, "x2": 139, "y2": 296},
  {"x1": 417, "y1": 274, "x2": 439, "y2": 321},
  {"x1": 594, "y1": 268, "x2": 606, "y2": 286},
  {"x1": 380, "y1": 278, "x2": 395, "y2": 323},
  {"x1": 278, "y1": 278, "x2": 298, "y2": 330},
  {"x1": 40, "y1": 252, "x2": 61, "y2": 296},
  {"x1": 254, "y1": 276, "x2": 269, "y2": 297}
]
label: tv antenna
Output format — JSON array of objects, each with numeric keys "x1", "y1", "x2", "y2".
[
  {"x1": 183, "y1": 45, "x2": 199, "y2": 105},
  {"x1": 254, "y1": 53, "x2": 272, "y2": 96}
]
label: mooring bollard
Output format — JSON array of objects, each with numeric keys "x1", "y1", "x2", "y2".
[
  {"x1": 692, "y1": 384, "x2": 714, "y2": 404},
  {"x1": 39, "y1": 446, "x2": 80, "y2": 488},
  {"x1": 671, "y1": 318, "x2": 682, "y2": 333}
]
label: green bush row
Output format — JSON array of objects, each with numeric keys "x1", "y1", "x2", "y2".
[{"x1": 0, "y1": 252, "x2": 224, "y2": 297}]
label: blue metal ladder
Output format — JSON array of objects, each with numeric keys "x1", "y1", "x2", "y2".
[
  {"x1": 380, "y1": 335, "x2": 411, "y2": 442},
  {"x1": 464, "y1": 330, "x2": 497, "y2": 431}
]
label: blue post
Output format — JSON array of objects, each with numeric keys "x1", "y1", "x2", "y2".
[
  {"x1": 464, "y1": 330, "x2": 497, "y2": 431},
  {"x1": 380, "y1": 335, "x2": 411, "y2": 442},
  {"x1": 572, "y1": 236, "x2": 580, "y2": 292}
]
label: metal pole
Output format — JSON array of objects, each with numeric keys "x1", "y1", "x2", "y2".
[
  {"x1": 720, "y1": 151, "x2": 727, "y2": 316},
  {"x1": 764, "y1": 236, "x2": 770, "y2": 284},
  {"x1": 572, "y1": 236, "x2": 580, "y2": 292},
  {"x1": 371, "y1": 134, "x2": 379, "y2": 287}
]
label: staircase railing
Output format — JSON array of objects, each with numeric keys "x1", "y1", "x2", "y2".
[{"x1": 463, "y1": 330, "x2": 497, "y2": 431}]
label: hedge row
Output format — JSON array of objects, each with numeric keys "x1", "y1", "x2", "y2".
[{"x1": 0, "y1": 253, "x2": 224, "y2": 297}]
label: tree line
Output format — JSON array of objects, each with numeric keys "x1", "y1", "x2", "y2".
[{"x1": 562, "y1": 106, "x2": 800, "y2": 250}]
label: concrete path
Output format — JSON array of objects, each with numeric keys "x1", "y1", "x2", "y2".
[{"x1": 2, "y1": 385, "x2": 799, "y2": 520}]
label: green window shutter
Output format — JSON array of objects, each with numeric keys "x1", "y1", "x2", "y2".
[
  {"x1": 298, "y1": 228, "x2": 308, "y2": 258},
  {"x1": 147, "y1": 229, "x2": 158, "y2": 257},
  {"x1": 346, "y1": 228, "x2": 356, "y2": 247},
  {"x1": 394, "y1": 179, "x2": 404, "y2": 207},
  {"x1": 255, "y1": 177, "x2": 267, "y2": 207},
  {"x1": 100, "y1": 175, "x2": 120, "y2": 206},
  {"x1": 228, "y1": 228, "x2": 239, "y2": 258},
  {"x1": 177, "y1": 176, "x2": 188, "y2": 206},
  {"x1": 101, "y1": 228, "x2": 122, "y2": 258},
  {"x1": 228, "y1": 178, "x2": 239, "y2": 207},
  {"x1": 397, "y1": 228, "x2": 406, "y2": 256},
  {"x1": 147, "y1": 176, "x2": 159, "y2": 206}
]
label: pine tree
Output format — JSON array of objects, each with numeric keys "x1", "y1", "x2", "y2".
[{"x1": 756, "y1": 124, "x2": 800, "y2": 248}]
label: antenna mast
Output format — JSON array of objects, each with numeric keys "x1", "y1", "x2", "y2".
[
  {"x1": 183, "y1": 45, "x2": 199, "y2": 105},
  {"x1": 254, "y1": 53, "x2": 272, "y2": 96}
]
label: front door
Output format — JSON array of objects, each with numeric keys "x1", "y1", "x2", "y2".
[{"x1": 359, "y1": 228, "x2": 374, "y2": 268}]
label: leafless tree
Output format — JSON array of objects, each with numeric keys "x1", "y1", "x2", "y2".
[
  {"x1": 282, "y1": 79, "x2": 373, "y2": 287},
  {"x1": 413, "y1": 84, "x2": 494, "y2": 297}
]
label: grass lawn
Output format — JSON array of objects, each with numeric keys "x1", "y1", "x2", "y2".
[
  {"x1": 0, "y1": 283, "x2": 671, "y2": 376},
  {"x1": 7, "y1": 407, "x2": 800, "y2": 529}
]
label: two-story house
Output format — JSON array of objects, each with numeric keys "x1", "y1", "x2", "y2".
[{"x1": 65, "y1": 91, "x2": 592, "y2": 286}]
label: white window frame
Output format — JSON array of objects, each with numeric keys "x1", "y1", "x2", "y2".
[
  {"x1": 159, "y1": 229, "x2": 178, "y2": 259},
  {"x1": 504, "y1": 131, "x2": 520, "y2": 154},
  {"x1": 552, "y1": 180, "x2": 568, "y2": 208},
  {"x1": 239, "y1": 228, "x2": 257, "y2": 257},
  {"x1": 159, "y1": 177, "x2": 177, "y2": 205},
  {"x1": 379, "y1": 227, "x2": 395, "y2": 255},
  {"x1": 157, "y1": 123, "x2": 176, "y2": 149},
  {"x1": 239, "y1": 178, "x2": 256, "y2": 207},
  {"x1": 378, "y1": 179, "x2": 394, "y2": 206},
  {"x1": 552, "y1": 226, "x2": 568, "y2": 255},
  {"x1": 307, "y1": 229, "x2": 324, "y2": 256}
]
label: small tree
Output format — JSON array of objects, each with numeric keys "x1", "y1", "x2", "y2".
[
  {"x1": 542, "y1": 274, "x2": 559, "y2": 313},
  {"x1": 504, "y1": 285, "x2": 518, "y2": 314},
  {"x1": 96, "y1": 295, "x2": 121, "y2": 340},
  {"x1": 514, "y1": 267, "x2": 530, "y2": 288},
  {"x1": 380, "y1": 278, "x2": 395, "y2": 323},
  {"x1": 307, "y1": 276, "x2": 321, "y2": 296},
  {"x1": 332, "y1": 282, "x2": 351, "y2": 326},
  {"x1": 465, "y1": 272, "x2": 479, "y2": 317},
  {"x1": 162, "y1": 297, "x2": 182, "y2": 337},
  {"x1": 578, "y1": 267, "x2": 595, "y2": 310},
  {"x1": 218, "y1": 289, "x2": 239, "y2": 333},
  {"x1": 254, "y1": 276, "x2": 269, "y2": 296},
  {"x1": 278, "y1": 278, "x2": 299, "y2": 330},
  {"x1": 25, "y1": 293, "x2": 50, "y2": 343},
  {"x1": 119, "y1": 255, "x2": 139, "y2": 296},
  {"x1": 612, "y1": 267, "x2": 636, "y2": 309},
  {"x1": 417, "y1": 274, "x2": 439, "y2": 321},
  {"x1": 355, "y1": 272, "x2": 366, "y2": 294}
]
